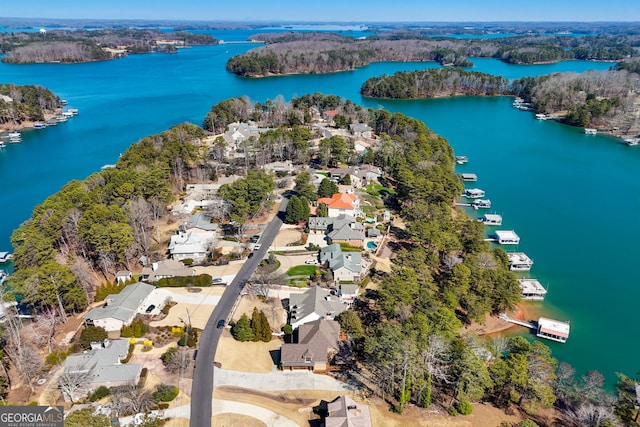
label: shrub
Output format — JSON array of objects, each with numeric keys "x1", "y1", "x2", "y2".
[
  {"x1": 89, "y1": 386, "x2": 110, "y2": 402},
  {"x1": 152, "y1": 384, "x2": 179, "y2": 402},
  {"x1": 79, "y1": 326, "x2": 108, "y2": 350},
  {"x1": 232, "y1": 314, "x2": 254, "y2": 342},
  {"x1": 94, "y1": 281, "x2": 126, "y2": 302},
  {"x1": 161, "y1": 347, "x2": 178, "y2": 366},
  {"x1": 121, "y1": 344, "x2": 135, "y2": 363},
  {"x1": 456, "y1": 400, "x2": 473, "y2": 415},
  {"x1": 45, "y1": 349, "x2": 68, "y2": 367},
  {"x1": 156, "y1": 274, "x2": 212, "y2": 288}
]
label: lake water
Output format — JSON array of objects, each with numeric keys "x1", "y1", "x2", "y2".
[{"x1": 0, "y1": 32, "x2": 631, "y2": 385}]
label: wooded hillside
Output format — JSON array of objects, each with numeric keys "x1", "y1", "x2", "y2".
[{"x1": 0, "y1": 83, "x2": 62, "y2": 126}]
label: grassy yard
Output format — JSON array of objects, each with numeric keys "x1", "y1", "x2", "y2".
[
  {"x1": 366, "y1": 182, "x2": 396, "y2": 197},
  {"x1": 285, "y1": 265, "x2": 318, "y2": 276}
]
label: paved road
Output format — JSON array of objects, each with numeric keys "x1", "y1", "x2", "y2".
[{"x1": 189, "y1": 199, "x2": 287, "y2": 427}]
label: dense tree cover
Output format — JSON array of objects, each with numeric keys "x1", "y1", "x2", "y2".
[
  {"x1": 285, "y1": 195, "x2": 310, "y2": 224},
  {"x1": 616, "y1": 59, "x2": 640, "y2": 74},
  {"x1": 0, "y1": 28, "x2": 217, "y2": 63},
  {"x1": 79, "y1": 326, "x2": 108, "y2": 350},
  {"x1": 9, "y1": 123, "x2": 206, "y2": 312},
  {"x1": 217, "y1": 169, "x2": 274, "y2": 223},
  {"x1": 362, "y1": 68, "x2": 640, "y2": 132},
  {"x1": 361, "y1": 69, "x2": 509, "y2": 99},
  {"x1": 0, "y1": 83, "x2": 62, "y2": 126},
  {"x1": 226, "y1": 33, "x2": 640, "y2": 77}
]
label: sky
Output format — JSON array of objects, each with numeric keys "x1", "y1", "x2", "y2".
[{"x1": 2, "y1": 0, "x2": 640, "y2": 22}]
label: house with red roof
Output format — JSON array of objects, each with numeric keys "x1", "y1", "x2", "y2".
[{"x1": 317, "y1": 192, "x2": 361, "y2": 218}]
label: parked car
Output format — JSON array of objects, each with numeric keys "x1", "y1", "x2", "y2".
[
  {"x1": 250, "y1": 234, "x2": 261, "y2": 243},
  {"x1": 305, "y1": 259, "x2": 318, "y2": 265},
  {"x1": 145, "y1": 304, "x2": 155, "y2": 313},
  {"x1": 253, "y1": 243, "x2": 262, "y2": 250},
  {"x1": 212, "y1": 277, "x2": 224, "y2": 283}
]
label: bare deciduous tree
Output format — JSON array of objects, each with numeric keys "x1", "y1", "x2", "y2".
[
  {"x1": 58, "y1": 366, "x2": 92, "y2": 403},
  {"x1": 165, "y1": 347, "x2": 194, "y2": 375},
  {"x1": 477, "y1": 252, "x2": 497, "y2": 269}
]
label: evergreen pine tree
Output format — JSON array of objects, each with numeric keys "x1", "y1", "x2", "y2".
[
  {"x1": 317, "y1": 178, "x2": 338, "y2": 198},
  {"x1": 232, "y1": 313, "x2": 254, "y2": 342}
]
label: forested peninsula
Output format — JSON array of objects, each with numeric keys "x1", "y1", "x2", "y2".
[
  {"x1": 6, "y1": 93, "x2": 637, "y2": 424},
  {"x1": 360, "y1": 67, "x2": 640, "y2": 136},
  {"x1": 0, "y1": 83, "x2": 63, "y2": 129},
  {"x1": 0, "y1": 29, "x2": 217, "y2": 63},
  {"x1": 226, "y1": 31, "x2": 639, "y2": 77}
]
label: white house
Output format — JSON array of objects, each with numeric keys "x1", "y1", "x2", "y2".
[
  {"x1": 168, "y1": 230, "x2": 215, "y2": 262},
  {"x1": 320, "y1": 243, "x2": 363, "y2": 283},
  {"x1": 317, "y1": 193, "x2": 361, "y2": 218},
  {"x1": 289, "y1": 286, "x2": 347, "y2": 329},
  {"x1": 84, "y1": 282, "x2": 155, "y2": 331},
  {"x1": 61, "y1": 339, "x2": 142, "y2": 401}
]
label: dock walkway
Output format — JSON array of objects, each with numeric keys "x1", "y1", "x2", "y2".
[{"x1": 499, "y1": 313, "x2": 536, "y2": 330}]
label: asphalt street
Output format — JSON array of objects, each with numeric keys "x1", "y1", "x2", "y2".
[{"x1": 189, "y1": 198, "x2": 287, "y2": 427}]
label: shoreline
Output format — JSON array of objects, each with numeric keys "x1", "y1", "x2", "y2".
[{"x1": 463, "y1": 302, "x2": 545, "y2": 336}]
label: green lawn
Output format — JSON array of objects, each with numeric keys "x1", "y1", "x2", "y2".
[
  {"x1": 286, "y1": 265, "x2": 318, "y2": 276},
  {"x1": 366, "y1": 182, "x2": 396, "y2": 197}
]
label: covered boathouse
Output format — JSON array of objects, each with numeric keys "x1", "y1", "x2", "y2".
[{"x1": 537, "y1": 317, "x2": 570, "y2": 343}]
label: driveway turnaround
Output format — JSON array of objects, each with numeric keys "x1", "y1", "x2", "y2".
[{"x1": 213, "y1": 367, "x2": 355, "y2": 392}]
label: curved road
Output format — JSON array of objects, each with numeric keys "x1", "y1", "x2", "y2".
[{"x1": 190, "y1": 199, "x2": 287, "y2": 427}]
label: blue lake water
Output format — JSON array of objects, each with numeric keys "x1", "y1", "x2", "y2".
[{"x1": 0, "y1": 34, "x2": 630, "y2": 384}]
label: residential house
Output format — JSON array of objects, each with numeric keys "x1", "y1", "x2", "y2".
[
  {"x1": 366, "y1": 228, "x2": 381, "y2": 238},
  {"x1": 84, "y1": 283, "x2": 155, "y2": 331},
  {"x1": 289, "y1": 286, "x2": 346, "y2": 329},
  {"x1": 324, "y1": 109, "x2": 338, "y2": 124},
  {"x1": 349, "y1": 123, "x2": 373, "y2": 139},
  {"x1": 115, "y1": 270, "x2": 132, "y2": 284},
  {"x1": 263, "y1": 160, "x2": 293, "y2": 175},
  {"x1": 317, "y1": 193, "x2": 361, "y2": 218},
  {"x1": 325, "y1": 395, "x2": 373, "y2": 427},
  {"x1": 329, "y1": 168, "x2": 363, "y2": 188},
  {"x1": 320, "y1": 243, "x2": 363, "y2": 283},
  {"x1": 60, "y1": 339, "x2": 143, "y2": 401},
  {"x1": 280, "y1": 319, "x2": 349, "y2": 372},
  {"x1": 141, "y1": 259, "x2": 195, "y2": 283},
  {"x1": 168, "y1": 230, "x2": 215, "y2": 262},
  {"x1": 184, "y1": 212, "x2": 219, "y2": 232},
  {"x1": 327, "y1": 222, "x2": 365, "y2": 247},
  {"x1": 338, "y1": 284, "x2": 360, "y2": 307}
]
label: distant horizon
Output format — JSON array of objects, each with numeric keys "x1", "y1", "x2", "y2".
[{"x1": 2, "y1": 0, "x2": 640, "y2": 23}]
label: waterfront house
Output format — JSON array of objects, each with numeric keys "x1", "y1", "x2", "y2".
[
  {"x1": 280, "y1": 319, "x2": 349, "y2": 372},
  {"x1": 518, "y1": 278, "x2": 548, "y2": 301},
  {"x1": 84, "y1": 282, "x2": 155, "y2": 331},
  {"x1": 61, "y1": 339, "x2": 142, "y2": 401},
  {"x1": 325, "y1": 395, "x2": 373, "y2": 427},
  {"x1": 349, "y1": 123, "x2": 373, "y2": 139},
  {"x1": 537, "y1": 317, "x2": 570, "y2": 343},
  {"x1": 289, "y1": 286, "x2": 346, "y2": 329}
]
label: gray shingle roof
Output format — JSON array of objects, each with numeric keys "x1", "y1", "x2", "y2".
[
  {"x1": 289, "y1": 286, "x2": 346, "y2": 325},
  {"x1": 85, "y1": 282, "x2": 154, "y2": 322}
]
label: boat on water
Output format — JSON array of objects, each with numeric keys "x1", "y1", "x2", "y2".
[
  {"x1": 33, "y1": 122, "x2": 47, "y2": 129},
  {"x1": 461, "y1": 173, "x2": 477, "y2": 182},
  {"x1": 464, "y1": 188, "x2": 485, "y2": 198},
  {"x1": 471, "y1": 199, "x2": 491, "y2": 209},
  {"x1": 455, "y1": 155, "x2": 468, "y2": 164},
  {"x1": 7, "y1": 131, "x2": 20, "y2": 139},
  {"x1": 584, "y1": 128, "x2": 597, "y2": 135},
  {"x1": 0, "y1": 252, "x2": 13, "y2": 263},
  {"x1": 623, "y1": 137, "x2": 639, "y2": 146},
  {"x1": 61, "y1": 111, "x2": 74, "y2": 118},
  {"x1": 0, "y1": 141, "x2": 6, "y2": 149},
  {"x1": 45, "y1": 119, "x2": 58, "y2": 126},
  {"x1": 56, "y1": 115, "x2": 68, "y2": 123},
  {"x1": 535, "y1": 113, "x2": 548, "y2": 120},
  {"x1": 66, "y1": 108, "x2": 79, "y2": 115}
]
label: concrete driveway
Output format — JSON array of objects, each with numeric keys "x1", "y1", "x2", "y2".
[{"x1": 213, "y1": 367, "x2": 355, "y2": 392}]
